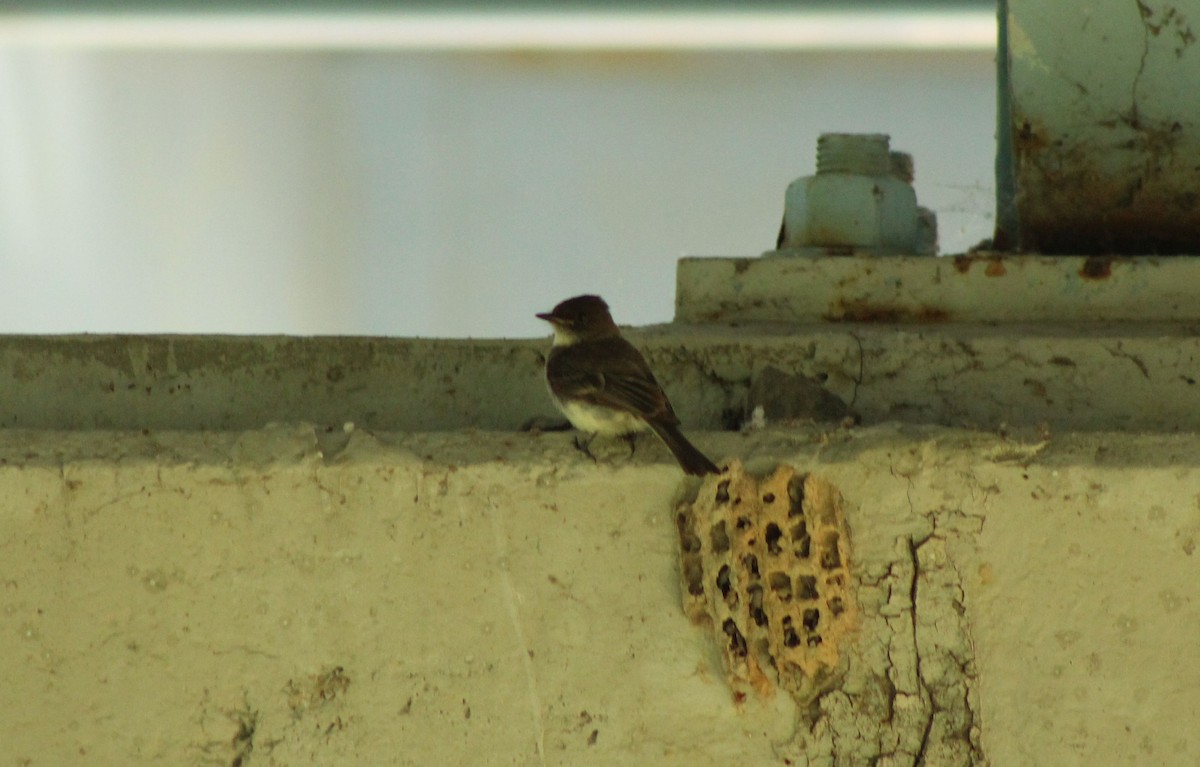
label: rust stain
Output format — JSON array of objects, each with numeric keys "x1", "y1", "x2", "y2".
[
  {"x1": 1011, "y1": 112, "x2": 1200, "y2": 253},
  {"x1": 952, "y1": 254, "x2": 1007, "y2": 276},
  {"x1": 824, "y1": 300, "x2": 950, "y2": 323},
  {"x1": 1079, "y1": 256, "x2": 1113, "y2": 280},
  {"x1": 1013, "y1": 118, "x2": 1049, "y2": 155},
  {"x1": 1023, "y1": 378, "x2": 1051, "y2": 403}
]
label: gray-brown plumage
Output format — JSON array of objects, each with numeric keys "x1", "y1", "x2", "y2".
[{"x1": 536, "y1": 295, "x2": 719, "y2": 476}]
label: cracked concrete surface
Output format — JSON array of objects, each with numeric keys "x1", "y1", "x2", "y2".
[
  {"x1": 0, "y1": 324, "x2": 1197, "y2": 435},
  {"x1": 1, "y1": 423, "x2": 1196, "y2": 765}
]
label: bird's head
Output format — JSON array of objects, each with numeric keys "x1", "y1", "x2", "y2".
[{"x1": 536, "y1": 294, "x2": 619, "y2": 346}]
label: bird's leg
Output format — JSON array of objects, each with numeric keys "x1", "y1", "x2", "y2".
[
  {"x1": 621, "y1": 432, "x2": 639, "y2": 458},
  {"x1": 572, "y1": 433, "x2": 599, "y2": 463}
]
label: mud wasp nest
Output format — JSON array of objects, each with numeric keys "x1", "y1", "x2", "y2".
[{"x1": 676, "y1": 461, "x2": 856, "y2": 701}]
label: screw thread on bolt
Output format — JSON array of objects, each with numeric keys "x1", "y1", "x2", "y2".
[{"x1": 815, "y1": 133, "x2": 891, "y2": 176}]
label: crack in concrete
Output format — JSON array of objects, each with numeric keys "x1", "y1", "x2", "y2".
[
  {"x1": 909, "y1": 535, "x2": 935, "y2": 767},
  {"x1": 1131, "y1": 0, "x2": 1154, "y2": 128},
  {"x1": 848, "y1": 333, "x2": 866, "y2": 410},
  {"x1": 1104, "y1": 342, "x2": 1151, "y2": 379}
]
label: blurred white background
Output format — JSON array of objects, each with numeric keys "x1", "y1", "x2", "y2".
[{"x1": 0, "y1": 9, "x2": 997, "y2": 337}]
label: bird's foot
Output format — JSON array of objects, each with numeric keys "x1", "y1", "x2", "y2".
[
  {"x1": 621, "y1": 432, "x2": 640, "y2": 458},
  {"x1": 572, "y1": 434, "x2": 599, "y2": 463}
]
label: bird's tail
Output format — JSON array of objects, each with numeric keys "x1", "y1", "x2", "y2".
[{"x1": 649, "y1": 421, "x2": 720, "y2": 476}]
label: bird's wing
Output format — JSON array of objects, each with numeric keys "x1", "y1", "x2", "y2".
[{"x1": 548, "y1": 338, "x2": 677, "y2": 422}]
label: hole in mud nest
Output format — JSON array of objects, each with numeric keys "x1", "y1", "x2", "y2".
[
  {"x1": 710, "y1": 521, "x2": 730, "y2": 554},
  {"x1": 819, "y1": 533, "x2": 841, "y2": 568},
  {"x1": 765, "y1": 523, "x2": 783, "y2": 556},
  {"x1": 716, "y1": 565, "x2": 735, "y2": 607},
  {"x1": 676, "y1": 513, "x2": 700, "y2": 554},
  {"x1": 715, "y1": 480, "x2": 730, "y2": 504},
  {"x1": 768, "y1": 572, "x2": 792, "y2": 601},
  {"x1": 795, "y1": 535, "x2": 811, "y2": 560},
  {"x1": 722, "y1": 619, "x2": 748, "y2": 658},
  {"x1": 789, "y1": 519, "x2": 807, "y2": 541},
  {"x1": 684, "y1": 561, "x2": 704, "y2": 596},
  {"x1": 742, "y1": 553, "x2": 760, "y2": 577},
  {"x1": 797, "y1": 575, "x2": 818, "y2": 600},
  {"x1": 791, "y1": 520, "x2": 811, "y2": 559},
  {"x1": 787, "y1": 475, "x2": 806, "y2": 516},
  {"x1": 802, "y1": 608, "x2": 820, "y2": 632},
  {"x1": 748, "y1": 585, "x2": 767, "y2": 626},
  {"x1": 828, "y1": 596, "x2": 844, "y2": 616},
  {"x1": 782, "y1": 616, "x2": 801, "y2": 648}
]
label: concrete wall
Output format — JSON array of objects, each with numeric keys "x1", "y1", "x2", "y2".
[
  {"x1": 2, "y1": 422, "x2": 1197, "y2": 765},
  {"x1": 0, "y1": 261, "x2": 1196, "y2": 763}
]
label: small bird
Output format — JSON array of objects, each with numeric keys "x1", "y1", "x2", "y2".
[{"x1": 536, "y1": 294, "x2": 719, "y2": 476}]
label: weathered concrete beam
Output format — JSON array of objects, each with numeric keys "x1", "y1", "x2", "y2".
[
  {"x1": 1, "y1": 424, "x2": 1195, "y2": 765},
  {"x1": 675, "y1": 254, "x2": 1200, "y2": 323},
  {"x1": 0, "y1": 322, "x2": 1195, "y2": 433}
]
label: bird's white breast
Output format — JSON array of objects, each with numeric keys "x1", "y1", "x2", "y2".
[{"x1": 558, "y1": 400, "x2": 647, "y2": 435}]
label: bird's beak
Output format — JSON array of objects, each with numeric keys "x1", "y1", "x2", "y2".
[{"x1": 535, "y1": 312, "x2": 556, "y2": 323}]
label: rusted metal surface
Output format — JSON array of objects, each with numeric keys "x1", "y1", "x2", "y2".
[
  {"x1": 1012, "y1": 113, "x2": 1200, "y2": 253},
  {"x1": 1003, "y1": 0, "x2": 1200, "y2": 254}
]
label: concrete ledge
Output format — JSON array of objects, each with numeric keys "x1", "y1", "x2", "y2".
[
  {"x1": 0, "y1": 327, "x2": 1196, "y2": 433},
  {"x1": 1, "y1": 424, "x2": 1196, "y2": 764},
  {"x1": 0, "y1": 335, "x2": 549, "y2": 432},
  {"x1": 675, "y1": 254, "x2": 1200, "y2": 323}
]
